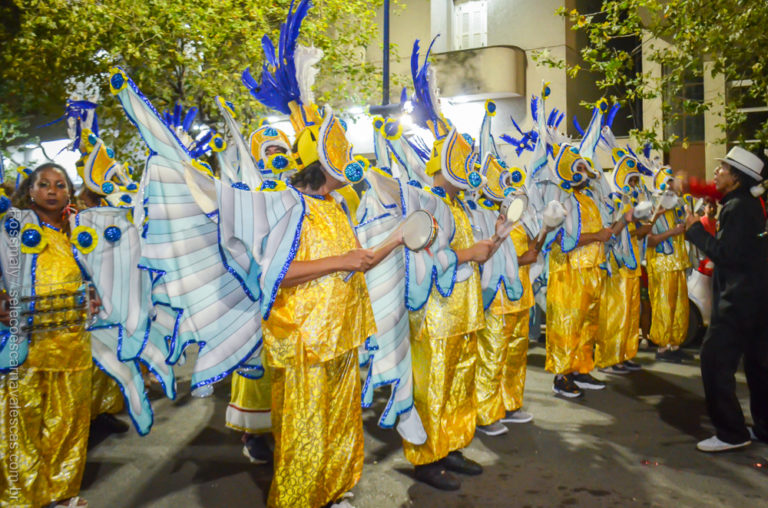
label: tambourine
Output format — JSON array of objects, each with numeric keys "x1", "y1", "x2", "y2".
[
  {"x1": 17, "y1": 283, "x2": 91, "y2": 334},
  {"x1": 499, "y1": 194, "x2": 528, "y2": 224},
  {"x1": 657, "y1": 191, "x2": 679, "y2": 211},
  {"x1": 632, "y1": 201, "x2": 653, "y2": 221},
  {"x1": 542, "y1": 200, "x2": 567, "y2": 229},
  {"x1": 402, "y1": 209, "x2": 438, "y2": 252},
  {"x1": 342, "y1": 210, "x2": 439, "y2": 282}
]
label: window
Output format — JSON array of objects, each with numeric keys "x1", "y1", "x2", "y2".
[
  {"x1": 663, "y1": 66, "x2": 705, "y2": 143},
  {"x1": 727, "y1": 79, "x2": 768, "y2": 143},
  {"x1": 453, "y1": 1, "x2": 487, "y2": 50}
]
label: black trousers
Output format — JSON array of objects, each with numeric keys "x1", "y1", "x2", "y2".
[{"x1": 700, "y1": 316, "x2": 768, "y2": 444}]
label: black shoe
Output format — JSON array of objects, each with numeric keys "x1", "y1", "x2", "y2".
[
  {"x1": 441, "y1": 451, "x2": 483, "y2": 476},
  {"x1": 655, "y1": 349, "x2": 682, "y2": 364},
  {"x1": 599, "y1": 365, "x2": 630, "y2": 375},
  {"x1": 671, "y1": 349, "x2": 694, "y2": 361},
  {"x1": 749, "y1": 426, "x2": 768, "y2": 443},
  {"x1": 414, "y1": 462, "x2": 461, "y2": 490},
  {"x1": 242, "y1": 434, "x2": 273, "y2": 464},
  {"x1": 95, "y1": 413, "x2": 130, "y2": 433},
  {"x1": 552, "y1": 374, "x2": 583, "y2": 398},
  {"x1": 573, "y1": 373, "x2": 606, "y2": 390},
  {"x1": 622, "y1": 360, "x2": 642, "y2": 371}
]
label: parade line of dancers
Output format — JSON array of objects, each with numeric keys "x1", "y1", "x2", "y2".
[{"x1": 2, "y1": 1, "x2": 767, "y2": 507}]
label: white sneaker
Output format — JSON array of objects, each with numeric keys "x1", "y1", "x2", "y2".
[
  {"x1": 330, "y1": 501, "x2": 355, "y2": 508},
  {"x1": 500, "y1": 410, "x2": 533, "y2": 424},
  {"x1": 696, "y1": 435, "x2": 751, "y2": 452},
  {"x1": 476, "y1": 421, "x2": 509, "y2": 436}
]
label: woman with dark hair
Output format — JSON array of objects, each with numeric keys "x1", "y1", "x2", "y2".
[
  {"x1": 1, "y1": 162, "x2": 95, "y2": 507},
  {"x1": 684, "y1": 147, "x2": 768, "y2": 452}
]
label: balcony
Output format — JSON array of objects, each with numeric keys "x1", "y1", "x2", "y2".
[{"x1": 432, "y1": 45, "x2": 526, "y2": 101}]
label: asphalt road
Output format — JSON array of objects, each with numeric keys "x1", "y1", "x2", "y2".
[{"x1": 80, "y1": 342, "x2": 768, "y2": 507}]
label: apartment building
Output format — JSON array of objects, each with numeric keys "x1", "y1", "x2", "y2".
[{"x1": 365, "y1": 0, "x2": 732, "y2": 179}]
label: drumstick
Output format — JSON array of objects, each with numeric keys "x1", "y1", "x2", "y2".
[{"x1": 343, "y1": 225, "x2": 404, "y2": 282}]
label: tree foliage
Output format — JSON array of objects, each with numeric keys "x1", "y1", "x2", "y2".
[
  {"x1": 535, "y1": 0, "x2": 768, "y2": 151},
  {"x1": 0, "y1": 0, "x2": 395, "y2": 166}
]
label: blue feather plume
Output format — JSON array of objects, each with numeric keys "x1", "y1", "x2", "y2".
[
  {"x1": 547, "y1": 109, "x2": 559, "y2": 128},
  {"x1": 409, "y1": 37, "x2": 442, "y2": 133},
  {"x1": 573, "y1": 116, "x2": 585, "y2": 136},
  {"x1": 643, "y1": 142, "x2": 651, "y2": 159},
  {"x1": 605, "y1": 103, "x2": 621, "y2": 128},
  {"x1": 405, "y1": 135, "x2": 431, "y2": 162},
  {"x1": 242, "y1": 0, "x2": 312, "y2": 114},
  {"x1": 555, "y1": 111, "x2": 565, "y2": 128},
  {"x1": 182, "y1": 107, "x2": 198, "y2": 132},
  {"x1": 509, "y1": 115, "x2": 525, "y2": 136}
]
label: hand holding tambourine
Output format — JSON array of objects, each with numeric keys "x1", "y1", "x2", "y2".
[
  {"x1": 492, "y1": 194, "x2": 529, "y2": 245},
  {"x1": 343, "y1": 210, "x2": 438, "y2": 281}
]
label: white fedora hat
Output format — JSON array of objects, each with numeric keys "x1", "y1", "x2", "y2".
[{"x1": 716, "y1": 146, "x2": 764, "y2": 182}]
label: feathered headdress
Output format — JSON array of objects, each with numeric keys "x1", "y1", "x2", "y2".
[
  {"x1": 409, "y1": 38, "x2": 482, "y2": 190},
  {"x1": 162, "y1": 104, "x2": 221, "y2": 160},
  {"x1": 242, "y1": 0, "x2": 365, "y2": 185},
  {"x1": 478, "y1": 100, "x2": 525, "y2": 202},
  {"x1": 409, "y1": 37, "x2": 449, "y2": 139},
  {"x1": 76, "y1": 128, "x2": 137, "y2": 206}
]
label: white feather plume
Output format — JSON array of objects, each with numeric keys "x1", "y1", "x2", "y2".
[{"x1": 295, "y1": 45, "x2": 324, "y2": 105}]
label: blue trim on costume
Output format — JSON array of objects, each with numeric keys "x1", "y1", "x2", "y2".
[
  {"x1": 212, "y1": 209, "x2": 259, "y2": 303},
  {"x1": 189, "y1": 335, "x2": 263, "y2": 392},
  {"x1": 92, "y1": 356, "x2": 154, "y2": 436},
  {"x1": 262, "y1": 187, "x2": 306, "y2": 321}
]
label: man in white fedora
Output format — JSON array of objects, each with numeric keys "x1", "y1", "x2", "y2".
[{"x1": 683, "y1": 146, "x2": 768, "y2": 452}]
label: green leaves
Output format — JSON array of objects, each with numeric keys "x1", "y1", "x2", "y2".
[
  {"x1": 1, "y1": 0, "x2": 396, "y2": 168},
  {"x1": 551, "y1": 0, "x2": 768, "y2": 150}
]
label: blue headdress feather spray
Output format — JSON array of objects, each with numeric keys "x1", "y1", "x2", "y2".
[
  {"x1": 409, "y1": 37, "x2": 446, "y2": 137},
  {"x1": 242, "y1": 0, "x2": 312, "y2": 114},
  {"x1": 162, "y1": 103, "x2": 211, "y2": 159}
]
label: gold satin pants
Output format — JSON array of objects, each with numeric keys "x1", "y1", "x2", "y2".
[
  {"x1": 226, "y1": 366, "x2": 272, "y2": 435},
  {"x1": 476, "y1": 310, "x2": 530, "y2": 425},
  {"x1": 1, "y1": 367, "x2": 91, "y2": 507},
  {"x1": 269, "y1": 350, "x2": 363, "y2": 508},
  {"x1": 90, "y1": 364, "x2": 124, "y2": 418},
  {"x1": 546, "y1": 266, "x2": 603, "y2": 375},
  {"x1": 596, "y1": 275, "x2": 641, "y2": 367},
  {"x1": 648, "y1": 270, "x2": 689, "y2": 348},
  {"x1": 403, "y1": 331, "x2": 478, "y2": 465},
  {"x1": 502, "y1": 310, "x2": 530, "y2": 414}
]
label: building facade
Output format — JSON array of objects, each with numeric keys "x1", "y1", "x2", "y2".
[{"x1": 366, "y1": 0, "x2": 730, "y2": 178}]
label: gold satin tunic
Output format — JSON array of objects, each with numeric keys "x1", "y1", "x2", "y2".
[
  {"x1": 264, "y1": 194, "x2": 376, "y2": 508},
  {"x1": 1, "y1": 224, "x2": 91, "y2": 507},
  {"x1": 646, "y1": 210, "x2": 690, "y2": 347},
  {"x1": 404, "y1": 197, "x2": 484, "y2": 465},
  {"x1": 546, "y1": 191, "x2": 605, "y2": 375}
]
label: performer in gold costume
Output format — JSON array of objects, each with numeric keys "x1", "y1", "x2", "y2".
[
  {"x1": 1, "y1": 163, "x2": 99, "y2": 508},
  {"x1": 646, "y1": 168, "x2": 691, "y2": 362},
  {"x1": 471, "y1": 104, "x2": 540, "y2": 436},
  {"x1": 401, "y1": 127, "x2": 502, "y2": 490},
  {"x1": 240, "y1": 3, "x2": 401, "y2": 504},
  {"x1": 225, "y1": 126, "x2": 295, "y2": 465},
  {"x1": 545, "y1": 145, "x2": 630, "y2": 398},
  {"x1": 596, "y1": 152, "x2": 656, "y2": 375},
  {"x1": 498, "y1": 223, "x2": 538, "y2": 419}
]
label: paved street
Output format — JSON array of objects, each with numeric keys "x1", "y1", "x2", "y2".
[{"x1": 81, "y1": 342, "x2": 768, "y2": 507}]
